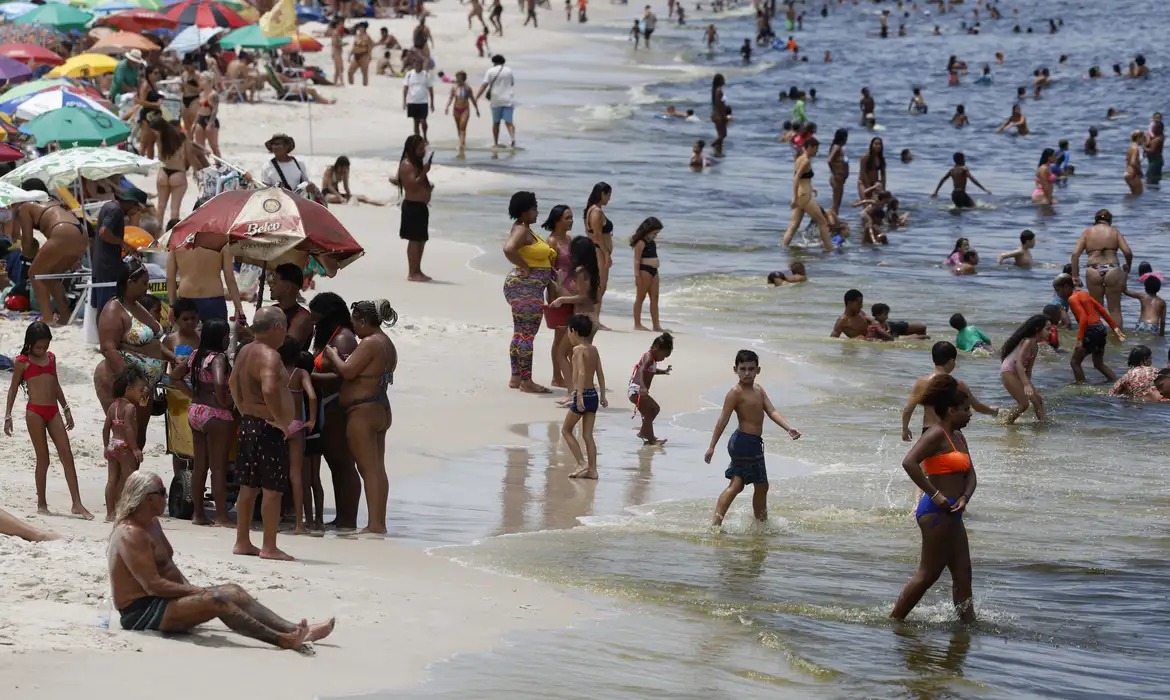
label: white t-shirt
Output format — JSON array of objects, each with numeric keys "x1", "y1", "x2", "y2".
[
  {"x1": 403, "y1": 69, "x2": 432, "y2": 105},
  {"x1": 261, "y1": 157, "x2": 309, "y2": 190},
  {"x1": 482, "y1": 65, "x2": 515, "y2": 108}
]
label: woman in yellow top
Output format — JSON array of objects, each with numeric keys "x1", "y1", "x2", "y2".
[{"x1": 502, "y1": 190, "x2": 556, "y2": 393}]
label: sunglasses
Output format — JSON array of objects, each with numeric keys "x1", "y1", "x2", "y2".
[{"x1": 149, "y1": 488, "x2": 167, "y2": 497}]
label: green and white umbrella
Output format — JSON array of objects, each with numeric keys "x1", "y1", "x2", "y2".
[
  {"x1": 2, "y1": 146, "x2": 158, "y2": 189},
  {"x1": 13, "y1": 4, "x2": 95, "y2": 31},
  {"x1": 0, "y1": 179, "x2": 49, "y2": 208},
  {"x1": 218, "y1": 24, "x2": 291, "y2": 51}
]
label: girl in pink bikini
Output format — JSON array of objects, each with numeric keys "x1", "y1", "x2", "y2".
[
  {"x1": 187, "y1": 318, "x2": 236, "y2": 527},
  {"x1": 4, "y1": 322, "x2": 93, "y2": 520},
  {"x1": 103, "y1": 365, "x2": 149, "y2": 522}
]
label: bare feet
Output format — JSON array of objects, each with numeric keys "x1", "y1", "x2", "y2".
[
  {"x1": 71, "y1": 504, "x2": 94, "y2": 520},
  {"x1": 104, "y1": 515, "x2": 114, "y2": 523},
  {"x1": 306, "y1": 617, "x2": 336, "y2": 643},
  {"x1": 277, "y1": 620, "x2": 311, "y2": 650},
  {"x1": 191, "y1": 512, "x2": 211, "y2": 526},
  {"x1": 550, "y1": 379, "x2": 566, "y2": 388},
  {"x1": 634, "y1": 324, "x2": 650, "y2": 331},
  {"x1": 518, "y1": 380, "x2": 551, "y2": 394},
  {"x1": 232, "y1": 543, "x2": 261, "y2": 556},
  {"x1": 213, "y1": 518, "x2": 234, "y2": 529},
  {"x1": 569, "y1": 466, "x2": 599, "y2": 479},
  {"x1": 259, "y1": 547, "x2": 296, "y2": 561},
  {"x1": 293, "y1": 526, "x2": 310, "y2": 536},
  {"x1": 33, "y1": 530, "x2": 63, "y2": 542},
  {"x1": 407, "y1": 273, "x2": 433, "y2": 282},
  {"x1": 508, "y1": 376, "x2": 521, "y2": 389},
  {"x1": 37, "y1": 506, "x2": 50, "y2": 516},
  {"x1": 652, "y1": 326, "x2": 664, "y2": 332}
]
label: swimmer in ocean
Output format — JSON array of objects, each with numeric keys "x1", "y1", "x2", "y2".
[
  {"x1": 908, "y1": 87, "x2": 928, "y2": 114},
  {"x1": 900, "y1": 148, "x2": 912, "y2": 163},
  {"x1": 661, "y1": 105, "x2": 684, "y2": 119},
  {"x1": 1085, "y1": 126, "x2": 1098, "y2": 155},
  {"x1": 930, "y1": 152, "x2": 991, "y2": 209},
  {"x1": 856, "y1": 137, "x2": 886, "y2": 199},
  {"x1": 997, "y1": 230, "x2": 1036, "y2": 269},
  {"x1": 1032, "y1": 149, "x2": 1058, "y2": 204},
  {"x1": 949, "y1": 104, "x2": 969, "y2": 127},
  {"x1": 831, "y1": 289, "x2": 870, "y2": 339},
  {"x1": 740, "y1": 39, "x2": 751, "y2": 63},
  {"x1": 704, "y1": 23, "x2": 717, "y2": 51},
  {"x1": 766, "y1": 262, "x2": 807, "y2": 286},
  {"x1": 974, "y1": 64, "x2": 992, "y2": 84},
  {"x1": 995, "y1": 104, "x2": 1029, "y2": 135},
  {"x1": 953, "y1": 250, "x2": 979, "y2": 276},
  {"x1": 710, "y1": 73, "x2": 728, "y2": 157},
  {"x1": 689, "y1": 139, "x2": 707, "y2": 171},
  {"x1": 859, "y1": 87, "x2": 875, "y2": 126}
]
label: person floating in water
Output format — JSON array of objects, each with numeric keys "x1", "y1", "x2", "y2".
[
  {"x1": 867, "y1": 303, "x2": 929, "y2": 341},
  {"x1": 703, "y1": 349, "x2": 802, "y2": 529},
  {"x1": 997, "y1": 230, "x2": 1036, "y2": 268},
  {"x1": 930, "y1": 152, "x2": 991, "y2": 209},
  {"x1": 949, "y1": 314, "x2": 993, "y2": 353},
  {"x1": 766, "y1": 262, "x2": 807, "y2": 286}
]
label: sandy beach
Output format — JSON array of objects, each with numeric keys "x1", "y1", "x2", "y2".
[{"x1": 1, "y1": 3, "x2": 757, "y2": 697}]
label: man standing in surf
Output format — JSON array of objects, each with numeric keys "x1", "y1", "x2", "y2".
[
  {"x1": 711, "y1": 74, "x2": 728, "y2": 157},
  {"x1": 704, "y1": 350, "x2": 802, "y2": 528}
]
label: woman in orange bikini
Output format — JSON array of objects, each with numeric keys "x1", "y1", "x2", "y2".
[
  {"x1": 890, "y1": 374, "x2": 977, "y2": 623},
  {"x1": 4, "y1": 322, "x2": 93, "y2": 520},
  {"x1": 14, "y1": 183, "x2": 88, "y2": 325}
]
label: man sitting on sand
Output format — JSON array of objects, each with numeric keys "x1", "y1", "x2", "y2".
[{"x1": 109, "y1": 471, "x2": 334, "y2": 648}]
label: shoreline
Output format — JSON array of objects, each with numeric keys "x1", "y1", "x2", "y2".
[{"x1": 0, "y1": 3, "x2": 790, "y2": 696}]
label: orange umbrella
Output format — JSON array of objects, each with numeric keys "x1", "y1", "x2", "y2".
[
  {"x1": 90, "y1": 32, "x2": 161, "y2": 54},
  {"x1": 280, "y1": 33, "x2": 323, "y2": 53}
]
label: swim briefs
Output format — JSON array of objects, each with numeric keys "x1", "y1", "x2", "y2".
[
  {"x1": 915, "y1": 492, "x2": 962, "y2": 525},
  {"x1": 399, "y1": 200, "x2": 430, "y2": 243},
  {"x1": 119, "y1": 595, "x2": 170, "y2": 631},
  {"x1": 951, "y1": 190, "x2": 975, "y2": 208},
  {"x1": 725, "y1": 430, "x2": 767, "y2": 485},
  {"x1": 570, "y1": 388, "x2": 599, "y2": 415},
  {"x1": 236, "y1": 415, "x2": 289, "y2": 492}
]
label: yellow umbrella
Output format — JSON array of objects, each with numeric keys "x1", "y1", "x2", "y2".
[{"x1": 47, "y1": 53, "x2": 118, "y2": 79}]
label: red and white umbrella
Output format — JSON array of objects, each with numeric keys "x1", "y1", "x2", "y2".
[{"x1": 167, "y1": 186, "x2": 364, "y2": 271}]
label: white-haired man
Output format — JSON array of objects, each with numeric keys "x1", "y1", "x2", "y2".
[{"x1": 108, "y1": 471, "x2": 334, "y2": 648}]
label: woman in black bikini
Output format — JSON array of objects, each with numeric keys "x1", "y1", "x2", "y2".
[
  {"x1": 781, "y1": 137, "x2": 832, "y2": 251},
  {"x1": 149, "y1": 116, "x2": 205, "y2": 228},
  {"x1": 631, "y1": 216, "x2": 663, "y2": 331},
  {"x1": 585, "y1": 182, "x2": 614, "y2": 330},
  {"x1": 857, "y1": 136, "x2": 886, "y2": 200},
  {"x1": 179, "y1": 60, "x2": 201, "y2": 132},
  {"x1": 192, "y1": 72, "x2": 221, "y2": 158},
  {"x1": 322, "y1": 299, "x2": 397, "y2": 537},
  {"x1": 135, "y1": 66, "x2": 164, "y2": 159},
  {"x1": 14, "y1": 181, "x2": 87, "y2": 325},
  {"x1": 307, "y1": 292, "x2": 360, "y2": 530}
]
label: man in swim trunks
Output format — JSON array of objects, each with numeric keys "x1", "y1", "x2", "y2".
[
  {"x1": 230, "y1": 307, "x2": 297, "y2": 561},
  {"x1": 930, "y1": 152, "x2": 991, "y2": 209},
  {"x1": 109, "y1": 471, "x2": 334, "y2": 647},
  {"x1": 830, "y1": 288, "x2": 870, "y2": 339},
  {"x1": 902, "y1": 341, "x2": 998, "y2": 441},
  {"x1": 1053, "y1": 274, "x2": 1125, "y2": 382}
]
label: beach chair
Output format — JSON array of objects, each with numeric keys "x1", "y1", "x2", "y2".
[{"x1": 263, "y1": 64, "x2": 311, "y2": 102}]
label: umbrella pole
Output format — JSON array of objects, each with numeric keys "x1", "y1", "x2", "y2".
[{"x1": 307, "y1": 101, "x2": 314, "y2": 156}]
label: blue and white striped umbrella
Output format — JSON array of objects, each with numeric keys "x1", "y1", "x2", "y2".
[
  {"x1": 8, "y1": 90, "x2": 114, "y2": 121},
  {"x1": 167, "y1": 25, "x2": 223, "y2": 55}
]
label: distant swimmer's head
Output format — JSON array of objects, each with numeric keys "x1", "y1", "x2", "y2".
[
  {"x1": 954, "y1": 104, "x2": 965, "y2": 115},
  {"x1": 832, "y1": 128, "x2": 848, "y2": 146},
  {"x1": 1156, "y1": 369, "x2": 1170, "y2": 400},
  {"x1": 871, "y1": 303, "x2": 890, "y2": 323},
  {"x1": 788, "y1": 86, "x2": 801, "y2": 99},
  {"x1": 900, "y1": 148, "x2": 912, "y2": 163},
  {"x1": 1139, "y1": 261, "x2": 1154, "y2": 276},
  {"x1": 1021, "y1": 229, "x2": 1036, "y2": 246},
  {"x1": 693, "y1": 139, "x2": 705, "y2": 153},
  {"x1": 712, "y1": 73, "x2": 725, "y2": 90},
  {"x1": 767, "y1": 271, "x2": 786, "y2": 286},
  {"x1": 789, "y1": 262, "x2": 805, "y2": 277},
  {"x1": 953, "y1": 152, "x2": 966, "y2": 165},
  {"x1": 1136, "y1": 54, "x2": 1147, "y2": 67},
  {"x1": 508, "y1": 190, "x2": 539, "y2": 223},
  {"x1": 1094, "y1": 208, "x2": 1113, "y2": 225},
  {"x1": 1088, "y1": 126, "x2": 1098, "y2": 136},
  {"x1": 782, "y1": 120, "x2": 793, "y2": 132},
  {"x1": 949, "y1": 314, "x2": 968, "y2": 332},
  {"x1": 1058, "y1": 139, "x2": 1069, "y2": 150},
  {"x1": 685, "y1": 109, "x2": 695, "y2": 117},
  {"x1": 665, "y1": 105, "x2": 678, "y2": 115},
  {"x1": 962, "y1": 249, "x2": 979, "y2": 265},
  {"x1": 951, "y1": 237, "x2": 970, "y2": 254},
  {"x1": 984, "y1": 63, "x2": 992, "y2": 74},
  {"x1": 1059, "y1": 54, "x2": 1069, "y2": 64},
  {"x1": 843, "y1": 288, "x2": 863, "y2": 311},
  {"x1": 931, "y1": 341, "x2": 958, "y2": 371},
  {"x1": 808, "y1": 88, "x2": 817, "y2": 100},
  {"x1": 1113, "y1": 63, "x2": 1122, "y2": 75},
  {"x1": 1089, "y1": 66, "x2": 1100, "y2": 78},
  {"x1": 861, "y1": 87, "x2": 870, "y2": 96},
  {"x1": 1128, "y1": 345, "x2": 1153, "y2": 368}
]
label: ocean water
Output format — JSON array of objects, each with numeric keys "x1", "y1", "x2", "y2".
[{"x1": 355, "y1": 2, "x2": 1170, "y2": 697}]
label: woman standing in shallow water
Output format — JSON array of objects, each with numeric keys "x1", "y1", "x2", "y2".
[
  {"x1": 857, "y1": 137, "x2": 886, "y2": 200},
  {"x1": 584, "y1": 182, "x2": 614, "y2": 329},
  {"x1": 1032, "y1": 148, "x2": 1057, "y2": 205},
  {"x1": 711, "y1": 73, "x2": 728, "y2": 157},
  {"x1": 891, "y1": 374, "x2": 976, "y2": 623},
  {"x1": 782, "y1": 137, "x2": 832, "y2": 251},
  {"x1": 503, "y1": 191, "x2": 556, "y2": 393},
  {"x1": 1125, "y1": 130, "x2": 1145, "y2": 195},
  {"x1": 827, "y1": 128, "x2": 849, "y2": 217},
  {"x1": 542, "y1": 204, "x2": 575, "y2": 389}
]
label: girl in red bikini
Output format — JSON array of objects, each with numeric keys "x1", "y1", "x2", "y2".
[
  {"x1": 3, "y1": 322, "x2": 93, "y2": 519},
  {"x1": 103, "y1": 366, "x2": 149, "y2": 522}
]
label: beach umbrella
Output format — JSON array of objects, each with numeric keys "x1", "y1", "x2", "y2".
[
  {"x1": 0, "y1": 55, "x2": 33, "y2": 84},
  {"x1": 13, "y1": 5, "x2": 95, "y2": 31},
  {"x1": 166, "y1": 24, "x2": 222, "y2": 54},
  {"x1": 168, "y1": 186, "x2": 364, "y2": 271},
  {"x1": 0, "y1": 179, "x2": 48, "y2": 207},
  {"x1": 0, "y1": 43, "x2": 66, "y2": 67},
  {"x1": 90, "y1": 1, "x2": 142, "y2": 14},
  {"x1": 0, "y1": 114, "x2": 21, "y2": 142},
  {"x1": 164, "y1": 0, "x2": 246, "y2": 28},
  {"x1": 0, "y1": 142, "x2": 26, "y2": 162},
  {"x1": 89, "y1": 31, "x2": 163, "y2": 53},
  {"x1": 45, "y1": 53, "x2": 118, "y2": 79},
  {"x1": 281, "y1": 32, "x2": 322, "y2": 53},
  {"x1": 0, "y1": 78, "x2": 72, "y2": 107},
  {"x1": 0, "y1": 26, "x2": 68, "y2": 55},
  {"x1": 98, "y1": 8, "x2": 176, "y2": 31},
  {"x1": 2, "y1": 146, "x2": 158, "y2": 189},
  {"x1": 295, "y1": 5, "x2": 325, "y2": 23},
  {"x1": 0, "y1": 3, "x2": 38, "y2": 21},
  {"x1": 11, "y1": 88, "x2": 114, "y2": 120},
  {"x1": 19, "y1": 106, "x2": 130, "y2": 147},
  {"x1": 219, "y1": 24, "x2": 290, "y2": 50}
]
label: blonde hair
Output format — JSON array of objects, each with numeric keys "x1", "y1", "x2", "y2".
[{"x1": 115, "y1": 471, "x2": 163, "y2": 524}]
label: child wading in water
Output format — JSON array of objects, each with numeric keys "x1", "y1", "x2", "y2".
[
  {"x1": 999, "y1": 315, "x2": 1049, "y2": 424},
  {"x1": 4, "y1": 322, "x2": 93, "y2": 519},
  {"x1": 103, "y1": 366, "x2": 148, "y2": 522},
  {"x1": 628, "y1": 332, "x2": 673, "y2": 445},
  {"x1": 443, "y1": 70, "x2": 480, "y2": 154},
  {"x1": 631, "y1": 216, "x2": 664, "y2": 331},
  {"x1": 280, "y1": 337, "x2": 318, "y2": 534},
  {"x1": 562, "y1": 314, "x2": 607, "y2": 479},
  {"x1": 704, "y1": 350, "x2": 802, "y2": 528}
]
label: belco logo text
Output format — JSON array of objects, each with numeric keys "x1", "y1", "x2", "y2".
[{"x1": 245, "y1": 222, "x2": 283, "y2": 234}]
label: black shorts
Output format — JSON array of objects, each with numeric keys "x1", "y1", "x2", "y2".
[
  {"x1": 236, "y1": 416, "x2": 289, "y2": 492},
  {"x1": 643, "y1": 29, "x2": 654, "y2": 39},
  {"x1": 1082, "y1": 322, "x2": 1108, "y2": 354},
  {"x1": 400, "y1": 200, "x2": 430, "y2": 242},
  {"x1": 119, "y1": 595, "x2": 169, "y2": 631},
  {"x1": 951, "y1": 190, "x2": 975, "y2": 208},
  {"x1": 725, "y1": 430, "x2": 767, "y2": 485},
  {"x1": 406, "y1": 103, "x2": 428, "y2": 121},
  {"x1": 888, "y1": 320, "x2": 910, "y2": 336}
]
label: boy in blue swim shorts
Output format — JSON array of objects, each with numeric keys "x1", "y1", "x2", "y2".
[
  {"x1": 563, "y1": 314, "x2": 608, "y2": 479},
  {"x1": 704, "y1": 350, "x2": 803, "y2": 528}
]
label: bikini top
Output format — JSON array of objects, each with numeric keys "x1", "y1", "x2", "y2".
[
  {"x1": 313, "y1": 326, "x2": 351, "y2": 371},
  {"x1": 16, "y1": 352, "x2": 56, "y2": 379},
  {"x1": 800, "y1": 168, "x2": 814, "y2": 179},
  {"x1": 121, "y1": 304, "x2": 158, "y2": 348},
  {"x1": 196, "y1": 352, "x2": 221, "y2": 384},
  {"x1": 921, "y1": 429, "x2": 972, "y2": 476},
  {"x1": 641, "y1": 239, "x2": 658, "y2": 259},
  {"x1": 517, "y1": 231, "x2": 556, "y2": 269},
  {"x1": 589, "y1": 206, "x2": 614, "y2": 235},
  {"x1": 357, "y1": 336, "x2": 395, "y2": 390}
]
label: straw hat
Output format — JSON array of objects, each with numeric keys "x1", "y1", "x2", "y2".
[
  {"x1": 264, "y1": 133, "x2": 295, "y2": 152},
  {"x1": 125, "y1": 49, "x2": 147, "y2": 66}
]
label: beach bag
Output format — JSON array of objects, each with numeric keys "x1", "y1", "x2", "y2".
[
  {"x1": 485, "y1": 67, "x2": 501, "y2": 101},
  {"x1": 168, "y1": 468, "x2": 194, "y2": 520}
]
